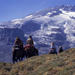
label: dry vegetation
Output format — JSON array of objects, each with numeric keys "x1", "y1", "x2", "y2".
[{"x1": 0, "y1": 48, "x2": 75, "y2": 75}]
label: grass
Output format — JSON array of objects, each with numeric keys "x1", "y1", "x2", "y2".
[{"x1": 0, "y1": 48, "x2": 75, "y2": 75}]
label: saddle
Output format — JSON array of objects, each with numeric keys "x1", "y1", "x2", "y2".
[
  {"x1": 24, "y1": 44, "x2": 33, "y2": 50},
  {"x1": 13, "y1": 45, "x2": 20, "y2": 50}
]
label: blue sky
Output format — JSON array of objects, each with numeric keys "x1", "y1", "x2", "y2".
[{"x1": 0, "y1": 0, "x2": 75, "y2": 22}]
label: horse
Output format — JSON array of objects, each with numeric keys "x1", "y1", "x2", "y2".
[
  {"x1": 24, "y1": 45, "x2": 38, "y2": 58},
  {"x1": 12, "y1": 45, "x2": 26, "y2": 63}
]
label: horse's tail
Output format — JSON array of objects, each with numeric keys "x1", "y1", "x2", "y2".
[{"x1": 33, "y1": 47, "x2": 39, "y2": 55}]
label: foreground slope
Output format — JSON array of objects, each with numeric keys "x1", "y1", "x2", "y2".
[{"x1": 0, "y1": 48, "x2": 75, "y2": 75}]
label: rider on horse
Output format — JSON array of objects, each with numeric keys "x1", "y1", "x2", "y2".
[
  {"x1": 25, "y1": 35, "x2": 34, "y2": 49},
  {"x1": 27, "y1": 35, "x2": 34, "y2": 45},
  {"x1": 12, "y1": 37, "x2": 23, "y2": 52},
  {"x1": 24, "y1": 35, "x2": 38, "y2": 58},
  {"x1": 12, "y1": 37, "x2": 24, "y2": 63}
]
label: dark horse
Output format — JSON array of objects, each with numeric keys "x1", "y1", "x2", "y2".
[
  {"x1": 12, "y1": 45, "x2": 26, "y2": 63},
  {"x1": 24, "y1": 45, "x2": 38, "y2": 58}
]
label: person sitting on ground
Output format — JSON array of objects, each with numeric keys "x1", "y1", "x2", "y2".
[
  {"x1": 58, "y1": 46, "x2": 63, "y2": 53},
  {"x1": 49, "y1": 42, "x2": 57, "y2": 54}
]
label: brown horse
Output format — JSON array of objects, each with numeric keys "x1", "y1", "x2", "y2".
[
  {"x1": 12, "y1": 45, "x2": 26, "y2": 63},
  {"x1": 24, "y1": 45, "x2": 38, "y2": 58}
]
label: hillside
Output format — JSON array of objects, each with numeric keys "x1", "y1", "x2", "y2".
[{"x1": 0, "y1": 48, "x2": 75, "y2": 75}]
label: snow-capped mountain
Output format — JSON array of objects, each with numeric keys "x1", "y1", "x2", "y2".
[{"x1": 0, "y1": 5, "x2": 75, "y2": 62}]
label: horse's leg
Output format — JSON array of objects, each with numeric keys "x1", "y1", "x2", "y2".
[
  {"x1": 19, "y1": 51, "x2": 24, "y2": 61},
  {"x1": 12, "y1": 55, "x2": 16, "y2": 64},
  {"x1": 20, "y1": 50, "x2": 25, "y2": 61},
  {"x1": 18, "y1": 57, "x2": 21, "y2": 62},
  {"x1": 29, "y1": 50, "x2": 33, "y2": 57},
  {"x1": 26, "y1": 50, "x2": 29, "y2": 58},
  {"x1": 12, "y1": 52, "x2": 16, "y2": 64},
  {"x1": 19, "y1": 57, "x2": 22, "y2": 61},
  {"x1": 24, "y1": 48, "x2": 31, "y2": 58},
  {"x1": 23, "y1": 50, "x2": 26, "y2": 59},
  {"x1": 36, "y1": 50, "x2": 38, "y2": 55},
  {"x1": 12, "y1": 56, "x2": 15, "y2": 64},
  {"x1": 15, "y1": 57, "x2": 18, "y2": 62}
]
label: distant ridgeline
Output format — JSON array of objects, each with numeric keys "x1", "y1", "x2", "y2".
[{"x1": 0, "y1": 28, "x2": 25, "y2": 45}]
